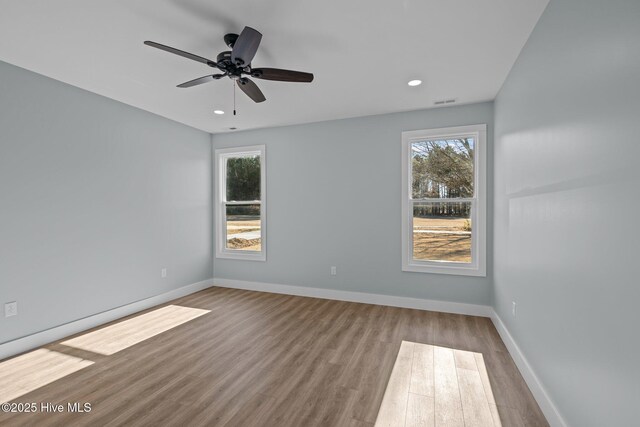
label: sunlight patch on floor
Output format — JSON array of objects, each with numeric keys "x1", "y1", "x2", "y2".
[
  {"x1": 0, "y1": 349, "x2": 93, "y2": 403},
  {"x1": 62, "y1": 305, "x2": 210, "y2": 355},
  {"x1": 375, "y1": 341, "x2": 501, "y2": 427}
]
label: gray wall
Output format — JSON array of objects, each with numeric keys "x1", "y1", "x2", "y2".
[
  {"x1": 213, "y1": 102, "x2": 493, "y2": 306},
  {"x1": 0, "y1": 61, "x2": 212, "y2": 344},
  {"x1": 493, "y1": 1, "x2": 640, "y2": 425}
]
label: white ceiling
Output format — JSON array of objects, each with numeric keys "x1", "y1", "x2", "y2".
[{"x1": 0, "y1": 0, "x2": 548, "y2": 133}]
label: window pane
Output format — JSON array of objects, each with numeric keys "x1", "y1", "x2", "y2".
[
  {"x1": 226, "y1": 155, "x2": 260, "y2": 201},
  {"x1": 411, "y1": 138, "x2": 474, "y2": 199},
  {"x1": 413, "y1": 202, "x2": 472, "y2": 263},
  {"x1": 226, "y1": 204, "x2": 261, "y2": 251}
]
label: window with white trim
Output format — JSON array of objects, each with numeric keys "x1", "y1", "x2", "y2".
[
  {"x1": 215, "y1": 145, "x2": 266, "y2": 261},
  {"x1": 401, "y1": 125, "x2": 486, "y2": 276}
]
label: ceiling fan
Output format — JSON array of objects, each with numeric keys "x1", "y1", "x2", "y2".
[{"x1": 144, "y1": 26, "x2": 314, "y2": 106}]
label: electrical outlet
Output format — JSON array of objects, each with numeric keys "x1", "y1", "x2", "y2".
[
  {"x1": 5, "y1": 301, "x2": 17, "y2": 318},
  {"x1": 512, "y1": 301, "x2": 517, "y2": 317},
  {"x1": 330, "y1": 266, "x2": 337, "y2": 276},
  {"x1": 161, "y1": 268, "x2": 167, "y2": 278}
]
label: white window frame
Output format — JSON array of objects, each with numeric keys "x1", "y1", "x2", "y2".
[
  {"x1": 215, "y1": 145, "x2": 266, "y2": 261},
  {"x1": 401, "y1": 124, "x2": 486, "y2": 276}
]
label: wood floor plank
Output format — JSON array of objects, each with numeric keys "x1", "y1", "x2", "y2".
[
  {"x1": 457, "y1": 367, "x2": 495, "y2": 427},
  {"x1": 378, "y1": 342, "x2": 506, "y2": 427},
  {"x1": 489, "y1": 403, "x2": 504, "y2": 427},
  {"x1": 0, "y1": 287, "x2": 548, "y2": 427},
  {"x1": 350, "y1": 340, "x2": 397, "y2": 423},
  {"x1": 314, "y1": 386, "x2": 360, "y2": 427},
  {"x1": 409, "y1": 342, "x2": 435, "y2": 397},
  {"x1": 433, "y1": 345, "x2": 465, "y2": 427},
  {"x1": 493, "y1": 404, "x2": 527, "y2": 427},
  {"x1": 454, "y1": 349, "x2": 478, "y2": 371},
  {"x1": 223, "y1": 392, "x2": 277, "y2": 427},
  {"x1": 61, "y1": 305, "x2": 210, "y2": 355},
  {"x1": 374, "y1": 341, "x2": 414, "y2": 427},
  {"x1": 406, "y1": 392, "x2": 435, "y2": 427},
  {"x1": 0, "y1": 349, "x2": 93, "y2": 404},
  {"x1": 475, "y1": 352, "x2": 497, "y2": 406}
]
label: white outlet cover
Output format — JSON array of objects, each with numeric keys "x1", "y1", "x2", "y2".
[
  {"x1": 330, "y1": 266, "x2": 337, "y2": 276},
  {"x1": 161, "y1": 268, "x2": 167, "y2": 278},
  {"x1": 5, "y1": 301, "x2": 17, "y2": 317}
]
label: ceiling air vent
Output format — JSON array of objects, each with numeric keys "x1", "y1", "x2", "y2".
[{"x1": 434, "y1": 99, "x2": 456, "y2": 105}]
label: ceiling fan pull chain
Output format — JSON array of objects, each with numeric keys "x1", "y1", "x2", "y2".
[{"x1": 233, "y1": 81, "x2": 237, "y2": 116}]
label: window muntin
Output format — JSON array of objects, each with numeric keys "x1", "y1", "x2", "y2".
[
  {"x1": 402, "y1": 125, "x2": 486, "y2": 276},
  {"x1": 215, "y1": 146, "x2": 266, "y2": 261}
]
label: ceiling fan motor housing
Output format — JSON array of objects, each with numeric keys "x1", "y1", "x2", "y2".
[
  {"x1": 224, "y1": 33, "x2": 238, "y2": 49},
  {"x1": 216, "y1": 51, "x2": 232, "y2": 63},
  {"x1": 216, "y1": 51, "x2": 246, "y2": 78}
]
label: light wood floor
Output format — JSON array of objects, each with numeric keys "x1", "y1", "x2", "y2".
[
  {"x1": 375, "y1": 341, "x2": 501, "y2": 427},
  {"x1": 0, "y1": 287, "x2": 548, "y2": 426}
]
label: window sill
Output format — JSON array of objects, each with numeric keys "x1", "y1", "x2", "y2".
[
  {"x1": 402, "y1": 261, "x2": 485, "y2": 277},
  {"x1": 216, "y1": 251, "x2": 266, "y2": 262}
]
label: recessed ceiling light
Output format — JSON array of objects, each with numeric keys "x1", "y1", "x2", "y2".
[
  {"x1": 408, "y1": 79, "x2": 422, "y2": 87},
  {"x1": 213, "y1": 110, "x2": 225, "y2": 115}
]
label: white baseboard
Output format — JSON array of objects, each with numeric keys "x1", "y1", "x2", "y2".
[
  {"x1": 490, "y1": 311, "x2": 567, "y2": 427},
  {"x1": 213, "y1": 278, "x2": 492, "y2": 317},
  {"x1": 0, "y1": 278, "x2": 214, "y2": 361}
]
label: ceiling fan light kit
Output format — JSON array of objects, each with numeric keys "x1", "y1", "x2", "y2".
[{"x1": 144, "y1": 26, "x2": 314, "y2": 112}]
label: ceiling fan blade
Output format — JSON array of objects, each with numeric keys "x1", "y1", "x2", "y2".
[
  {"x1": 237, "y1": 78, "x2": 266, "y2": 103},
  {"x1": 177, "y1": 74, "x2": 226, "y2": 88},
  {"x1": 251, "y1": 68, "x2": 314, "y2": 83},
  {"x1": 231, "y1": 27, "x2": 262, "y2": 66},
  {"x1": 144, "y1": 41, "x2": 217, "y2": 67}
]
